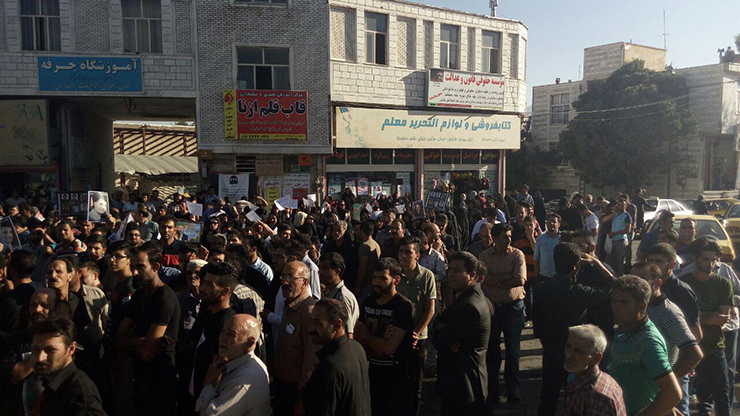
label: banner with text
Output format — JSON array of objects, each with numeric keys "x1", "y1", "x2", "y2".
[
  {"x1": 218, "y1": 173, "x2": 250, "y2": 201},
  {"x1": 427, "y1": 68, "x2": 505, "y2": 111},
  {"x1": 336, "y1": 107, "x2": 520, "y2": 150},
  {"x1": 39, "y1": 56, "x2": 143, "y2": 92},
  {"x1": 223, "y1": 90, "x2": 308, "y2": 140},
  {"x1": 282, "y1": 173, "x2": 311, "y2": 200}
]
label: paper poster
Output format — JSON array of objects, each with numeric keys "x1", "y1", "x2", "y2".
[
  {"x1": 0, "y1": 216, "x2": 22, "y2": 253},
  {"x1": 352, "y1": 204, "x2": 364, "y2": 221},
  {"x1": 87, "y1": 191, "x2": 110, "y2": 223},
  {"x1": 176, "y1": 220, "x2": 203, "y2": 242},
  {"x1": 371, "y1": 182, "x2": 383, "y2": 197},
  {"x1": 109, "y1": 213, "x2": 133, "y2": 242},
  {"x1": 275, "y1": 195, "x2": 298, "y2": 209},
  {"x1": 396, "y1": 204, "x2": 405, "y2": 213},
  {"x1": 282, "y1": 173, "x2": 310, "y2": 200},
  {"x1": 57, "y1": 192, "x2": 88, "y2": 216},
  {"x1": 328, "y1": 176, "x2": 343, "y2": 196},
  {"x1": 219, "y1": 173, "x2": 250, "y2": 201},
  {"x1": 245, "y1": 210, "x2": 261, "y2": 222},
  {"x1": 396, "y1": 172, "x2": 411, "y2": 196},
  {"x1": 345, "y1": 178, "x2": 357, "y2": 196},
  {"x1": 186, "y1": 201, "x2": 203, "y2": 217},
  {"x1": 263, "y1": 177, "x2": 282, "y2": 208},
  {"x1": 246, "y1": 201, "x2": 259, "y2": 211},
  {"x1": 382, "y1": 183, "x2": 392, "y2": 197},
  {"x1": 425, "y1": 191, "x2": 452, "y2": 212},
  {"x1": 357, "y1": 177, "x2": 369, "y2": 196},
  {"x1": 303, "y1": 198, "x2": 315, "y2": 207}
]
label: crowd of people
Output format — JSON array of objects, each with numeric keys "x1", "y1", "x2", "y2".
[{"x1": 0, "y1": 183, "x2": 737, "y2": 416}]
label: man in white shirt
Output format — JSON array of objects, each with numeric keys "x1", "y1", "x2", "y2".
[
  {"x1": 121, "y1": 193, "x2": 140, "y2": 214},
  {"x1": 196, "y1": 314, "x2": 270, "y2": 416},
  {"x1": 578, "y1": 204, "x2": 599, "y2": 236}
]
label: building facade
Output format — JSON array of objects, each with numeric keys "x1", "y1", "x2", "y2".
[
  {"x1": 0, "y1": 0, "x2": 197, "y2": 196},
  {"x1": 531, "y1": 42, "x2": 740, "y2": 198},
  {"x1": 328, "y1": 0, "x2": 527, "y2": 201}
]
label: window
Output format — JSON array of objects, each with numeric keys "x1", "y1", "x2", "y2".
[
  {"x1": 481, "y1": 31, "x2": 501, "y2": 73},
  {"x1": 236, "y1": 47, "x2": 290, "y2": 90},
  {"x1": 365, "y1": 12, "x2": 387, "y2": 65},
  {"x1": 21, "y1": 0, "x2": 61, "y2": 51},
  {"x1": 550, "y1": 93, "x2": 570, "y2": 124},
  {"x1": 122, "y1": 0, "x2": 162, "y2": 53},
  {"x1": 439, "y1": 25, "x2": 459, "y2": 69}
]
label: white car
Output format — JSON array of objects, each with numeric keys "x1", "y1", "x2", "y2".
[{"x1": 642, "y1": 198, "x2": 693, "y2": 230}]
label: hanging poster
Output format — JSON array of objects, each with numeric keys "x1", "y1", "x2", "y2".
[
  {"x1": 357, "y1": 177, "x2": 369, "y2": 196},
  {"x1": 371, "y1": 182, "x2": 383, "y2": 197},
  {"x1": 344, "y1": 178, "x2": 357, "y2": 196},
  {"x1": 282, "y1": 173, "x2": 310, "y2": 200},
  {"x1": 263, "y1": 177, "x2": 282, "y2": 207},
  {"x1": 382, "y1": 183, "x2": 392, "y2": 197},
  {"x1": 218, "y1": 173, "x2": 250, "y2": 201},
  {"x1": 427, "y1": 68, "x2": 505, "y2": 111},
  {"x1": 328, "y1": 176, "x2": 343, "y2": 196}
]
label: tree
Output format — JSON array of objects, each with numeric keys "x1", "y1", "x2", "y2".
[
  {"x1": 559, "y1": 60, "x2": 697, "y2": 193},
  {"x1": 506, "y1": 141, "x2": 558, "y2": 191},
  {"x1": 735, "y1": 33, "x2": 740, "y2": 51}
]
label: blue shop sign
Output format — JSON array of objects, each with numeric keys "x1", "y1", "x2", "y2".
[{"x1": 38, "y1": 56, "x2": 143, "y2": 92}]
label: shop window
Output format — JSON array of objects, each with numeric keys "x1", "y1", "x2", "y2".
[
  {"x1": 236, "y1": 46, "x2": 290, "y2": 90},
  {"x1": 21, "y1": 0, "x2": 61, "y2": 51},
  {"x1": 122, "y1": 0, "x2": 163, "y2": 53}
]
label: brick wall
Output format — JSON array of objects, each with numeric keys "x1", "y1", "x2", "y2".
[
  {"x1": 195, "y1": 0, "x2": 331, "y2": 154},
  {"x1": 74, "y1": 0, "x2": 110, "y2": 52},
  {"x1": 329, "y1": 0, "x2": 528, "y2": 113},
  {"x1": 583, "y1": 43, "x2": 623, "y2": 81},
  {"x1": 174, "y1": 0, "x2": 193, "y2": 54},
  {"x1": 0, "y1": 2, "x2": 6, "y2": 51}
]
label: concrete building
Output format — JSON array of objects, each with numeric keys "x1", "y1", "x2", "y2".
[
  {"x1": 0, "y1": 0, "x2": 196, "y2": 198},
  {"x1": 328, "y1": 0, "x2": 527, "y2": 201},
  {"x1": 531, "y1": 41, "x2": 740, "y2": 198},
  {"x1": 194, "y1": 0, "x2": 331, "y2": 199}
]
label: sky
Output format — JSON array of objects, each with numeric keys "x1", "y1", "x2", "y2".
[{"x1": 419, "y1": 0, "x2": 740, "y2": 107}]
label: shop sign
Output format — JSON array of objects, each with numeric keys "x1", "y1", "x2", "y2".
[
  {"x1": 427, "y1": 68, "x2": 505, "y2": 111},
  {"x1": 327, "y1": 149, "x2": 346, "y2": 165},
  {"x1": 336, "y1": 107, "x2": 519, "y2": 150},
  {"x1": 255, "y1": 159, "x2": 284, "y2": 176},
  {"x1": 223, "y1": 89, "x2": 307, "y2": 140},
  {"x1": 425, "y1": 191, "x2": 452, "y2": 212},
  {"x1": 283, "y1": 173, "x2": 310, "y2": 200},
  {"x1": 38, "y1": 56, "x2": 143, "y2": 92},
  {"x1": 481, "y1": 150, "x2": 500, "y2": 164},
  {"x1": 371, "y1": 149, "x2": 393, "y2": 165},
  {"x1": 346, "y1": 149, "x2": 370, "y2": 164},
  {"x1": 424, "y1": 150, "x2": 441, "y2": 164},
  {"x1": 462, "y1": 150, "x2": 481, "y2": 164},
  {"x1": 298, "y1": 155, "x2": 312, "y2": 166},
  {"x1": 0, "y1": 100, "x2": 49, "y2": 166},
  {"x1": 441, "y1": 149, "x2": 461, "y2": 164},
  {"x1": 394, "y1": 149, "x2": 416, "y2": 164}
]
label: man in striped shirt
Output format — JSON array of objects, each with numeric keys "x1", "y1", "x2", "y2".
[
  {"x1": 564, "y1": 324, "x2": 626, "y2": 416},
  {"x1": 631, "y1": 262, "x2": 703, "y2": 415}
]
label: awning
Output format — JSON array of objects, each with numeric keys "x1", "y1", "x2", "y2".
[{"x1": 115, "y1": 154, "x2": 198, "y2": 175}]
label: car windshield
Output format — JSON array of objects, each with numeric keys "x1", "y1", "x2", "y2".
[
  {"x1": 645, "y1": 200, "x2": 657, "y2": 211},
  {"x1": 671, "y1": 219, "x2": 728, "y2": 241},
  {"x1": 709, "y1": 200, "x2": 733, "y2": 211},
  {"x1": 727, "y1": 205, "x2": 740, "y2": 219}
]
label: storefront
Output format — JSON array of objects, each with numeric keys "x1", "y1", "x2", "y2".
[{"x1": 331, "y1": 106, "x2": 519, "y2": 202}]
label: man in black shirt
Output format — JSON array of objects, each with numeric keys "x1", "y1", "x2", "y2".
[
  {"x1": 533, "y1": 243, "x2": 615, "y2": 416},
  {"x1": 117, "y1": 242, "x2": 180, "y2": 416},
  {"x1": 8, "y1": 250, "x2": 39, "y2": 328},
  {"x1": 30, "y1": 317, "x2": 106, "y2": 416},
  {"x1": 159, "y1": 216, "x2": 184, "y2": 268},
  {"x1": 304, "y1": 298, "x2": 371, "y2": 416},
  {"x1": 354, "y1": 258, "x2": 415, "y2": 416},
  {"x1": 190, "y1": 262, "x2": 237, "y2": 398}
]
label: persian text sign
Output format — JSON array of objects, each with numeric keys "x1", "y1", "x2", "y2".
[
  {"x1": 427, "y1": 68, "x2": 505, "y2": 111},
  {"x1": 38, "y1": 56, "x2": 142, "y2": 92},
  {"x1": 336, "y1": 107, "x2": 520, "y2": 150},
  {"x1": 223, "y1": 90, "x2": 307, "y2": 140}
]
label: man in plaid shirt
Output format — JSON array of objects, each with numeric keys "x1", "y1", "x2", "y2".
[{"x1": 565, "y1": 324, "x2": 626, "y2": 416}]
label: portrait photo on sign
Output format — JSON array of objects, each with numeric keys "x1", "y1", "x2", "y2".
[
  {"x1": 87, "y1": 191, "x2": 110, "y2": 223},
  {"x1": 0, "y1": 216, "x2": 22, "y2": 253}
]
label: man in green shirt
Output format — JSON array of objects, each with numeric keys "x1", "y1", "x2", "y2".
[
  {"x1": 680, "y1": 237, "x2": 734, "y2": 416},
  {"x1": 610, "y1": 275, "x2": 681, "y2": 415},
  {"x1": 396, "y1": 235, "x2": 437, "y2": 415}
]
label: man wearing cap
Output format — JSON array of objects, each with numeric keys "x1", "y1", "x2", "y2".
[{"x1": 636, "y1": 211, "x2": 676, "y2": 262}]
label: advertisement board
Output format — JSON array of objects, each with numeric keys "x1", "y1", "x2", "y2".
[
  {"x1": 0, "y1": 100, "x2": 49, "y2": 166},
  {"x1": 336, "y1": 107, "x2": 520, "y2": 150},
  {"x1": 223, "y1": 90, "x2": 307, "y2": 140},
  {"x1": 427, "y1": 68, "x2": 505, "y2": 110},
  {"x1": 38, "y1": 56, "x2": 143, "y2": 92}
]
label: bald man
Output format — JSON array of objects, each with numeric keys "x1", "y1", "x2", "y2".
[
  {"x1": 196, "y1": 314, "x2": 270, "y2": 415},
  {"x1": 273, "y1": 261, "x2": 318, "y2": 416}
]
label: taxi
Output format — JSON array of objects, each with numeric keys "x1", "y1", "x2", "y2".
[
  {"x1": 646, "y1": 213, "x2": 735, "y2": 262},
  {"x1": 722, "y1": 203, "x2": 740, "y2": 248},
  {"x1": 707, "y1": 198, "x2": 740, "y2": 218}
]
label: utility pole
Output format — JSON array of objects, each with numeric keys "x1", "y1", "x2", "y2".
[{"x1": 490, "y1": 0, "x2": 498, "y2": 17}]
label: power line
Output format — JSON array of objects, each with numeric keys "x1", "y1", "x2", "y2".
[{"x1": 527, "y1": 79, "x2": 737, "y2": 120}]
